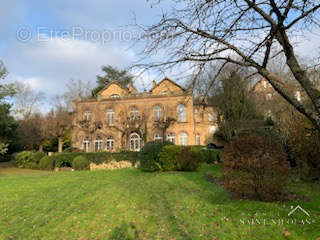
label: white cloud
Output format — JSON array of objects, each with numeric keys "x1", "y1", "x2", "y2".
[{"x1": 4, "y1": 37, "x2": 138, "y2": 97}]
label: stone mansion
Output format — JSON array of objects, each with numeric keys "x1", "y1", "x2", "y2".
[{"x1": 71, "y1": 78, "x2": 218, "y2": 152}]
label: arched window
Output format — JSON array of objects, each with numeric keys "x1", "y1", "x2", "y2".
[
  {"x1": 83, "y1": 111, "x2": 91, "y2": 121},
  {"x1": 130, "y1": 133, "x2": 141, "y2": 151},
  {"x1": 130, "y1": 107, "x2": 139, "y2": 120},
  {"x1": 153, "y1": 105, "x2": 163, "y2": 121},
  {"x1": 94, "y1": 136, "x2": 103, "y2": 152},
  {"x1": 154, "y1": 133, "x2": 162, "y2": 141},
  {"x1": 195, "y1": 133, "x2": 201, "y2": 145},
  {"x1": 179, "y1": 132, "x2": 188, "y2": 146},
  {"x1": 106, "y1": 136, "x2": 115, "y2": 151},
  {"x1": 177, "y1": 104, "x2": 187, "y2": 122},
  {"x1": 82, "y1": 137, "x2": 90, "y2": 152},
  {"x1": 110, "y1": 94, "x2": 120, "y2": 99},
  {"x1": 106, "y1": 109, "x2": 115, "y2": 126},
  {"x1": 167, "y1": 132, "x2": 175, "y2": 144}
]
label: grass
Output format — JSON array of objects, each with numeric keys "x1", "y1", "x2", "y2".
[{"x1": 0, "y1": 163, "x2": 319, "y2": 240}]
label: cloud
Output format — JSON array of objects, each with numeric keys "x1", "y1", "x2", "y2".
[{"x1": 4, "y1": 37, "x2": 138, "y2": 97}]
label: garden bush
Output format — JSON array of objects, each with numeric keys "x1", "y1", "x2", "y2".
[
  {"x1": 158, "y1": 145, "x2": 182, "y2": 171},
  {"x1": 50, "y1": 151, "x2": 140, "y2": 168},
  {"x1": 73, "y1": 156, "x2": 90, "y2": 170},
  {"x1": 33, "y1": 152, "x2": 46, "y2": 164},
  {"x1": 14, "y1": 151, "x2": 42, "y2": 169},
  {"x1": 140, "y1": 141, "x2": 173, "y2": 172},
  {"x1": 180, "y1": 147, "x2": 201, "y2": 171},
  {"x1": 200, "y1": 149, "x2": 221, "y2": 163},
  {"x1": 39, "y1": 156, "x2": 54, "y2": 170},
  {"x1": 158, "y1": 145, "x2": 201, "y2": 171},
  {"x1": 222, "y1": 135, "x2": 290, "y2": 201}
]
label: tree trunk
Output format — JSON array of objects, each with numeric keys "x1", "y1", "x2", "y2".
[
  {"x1": 58, "y1": 137, "x2": 63, "y2": 153},
  {"x1": 38, "y1": 144, "x2": 43, "y2": 152}
]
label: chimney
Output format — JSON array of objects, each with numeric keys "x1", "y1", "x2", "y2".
[{"x1": 152, "y1": 80, "x2": 157, "y2": 88}]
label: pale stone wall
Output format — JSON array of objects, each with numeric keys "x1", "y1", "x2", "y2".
[{"x1": 71, "y1": 78, "x2": 218, "y2": 151}]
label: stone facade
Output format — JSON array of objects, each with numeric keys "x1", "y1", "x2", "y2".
[
  {"x1": 71, "y1": 78, "x2": 218, "y2": 152},
  {"x1": 251, "y1": 77, "x2": 303, "y2": 118}
]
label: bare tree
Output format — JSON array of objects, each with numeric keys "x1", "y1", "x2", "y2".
[
  {"x1": 12, "y1": 81, "x2": 45, "y2": 119},
  {"x1": 63, "y1": 79, "x2": 93, "y2": 111},
  {"x1": 133, "y1": 0, "x2": 320, "y2": 129},
  {"x1": 45, "y1": 107, "x2": 72, "y2": 153}
]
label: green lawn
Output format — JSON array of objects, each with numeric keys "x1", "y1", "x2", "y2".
[{"x1": 0, "y1": 163, "x2": 319, "y2": 240}]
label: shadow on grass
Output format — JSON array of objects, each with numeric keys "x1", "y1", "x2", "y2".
[{"x1": 109, "y1": 222, "x2": 140, "y2": 240}]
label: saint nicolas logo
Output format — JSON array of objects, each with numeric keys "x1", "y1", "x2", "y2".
[{"x1": 288, "y1": 205, "x2": 310, "y2": 217}]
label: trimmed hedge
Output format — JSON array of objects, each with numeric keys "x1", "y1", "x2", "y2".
[
  {"x1": 73, "y1": 156, "x2": 90, "y2": 170},
  {"x1": 39, "y1": 156, "x2": 54, "y2": 170}
]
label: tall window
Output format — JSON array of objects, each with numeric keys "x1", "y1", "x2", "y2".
[
  {"x1": 83, "y1": 111, "x2": 91, "y2": 121},
  {"x1": 82, "y1": 137, "x2": 90, "y2": 152},
  {"x1": 106, "y1": 136, "x2": 115, "y2": 151},
  {"x1": 167, "y1": 132, "x2": 175, "y2": 144},
  {"x1": 154, "y1": 105, "x2": 163, "y2": 121},
  {"x1": 106, "y1": 109, "x2": 115, "y2": 126},
  {"x1": 94, "y1": 136, "x2": 103, "y2": 152},
  {"x1": 154, "y1": 133, "x2": 162, "y2": 141},
  {"x1": 195, "y1": 133, "x2": 201, "y2": 145},
  {"x1": 177, "y1": 104, "x2": 187, "y2": 122},
  {"x1": 179, "y1": 132, "x2": 188, "y2": 146},
  {"x1": 130, "y1": 107, "x2": 139, "y2": 120}
]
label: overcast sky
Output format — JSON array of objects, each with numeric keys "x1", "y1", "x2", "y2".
[{"x1": 1, "y1": 0, "x2": 320, "y2": 100}]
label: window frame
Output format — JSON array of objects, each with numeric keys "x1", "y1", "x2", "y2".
[
  {"x1": 106, "y1": 136, "x2": 115, "y2": 151},
  {"x1": 106, "y1": 109, "x2": 115, "y2": 126},
  {"x1": 178, "y1": 132, "x2": 188, "y2": 146},
  {"x1": 153, "y1": 105, "x2": 163, "y2": 121},
  {"x1": 94, "y1": 136, "x2": 103, "y2": 152},
  {"x1": 82, "y1": 137, "x2": 90, "y2": 152},
  {"x1": 177, "y1": 104, "x2": 187, "y2": 122},
  {"x1": 167, "y1": 132, "x2": 175, "y2": 144}
]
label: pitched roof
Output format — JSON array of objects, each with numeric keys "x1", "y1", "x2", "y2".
[
  {"x1": 149, "y1": 77, "x2": 186, "y2": 92},
  {"x1": 96, "y1": 81, "x2": 129, "y2": 96}
]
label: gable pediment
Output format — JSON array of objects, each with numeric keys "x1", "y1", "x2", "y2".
[
  {"x1": 97, "y1": 82, "x2": 128, "y2": 99},
  {"x1": 151, "y1": 78, "x2": 185, "y2": 95}
]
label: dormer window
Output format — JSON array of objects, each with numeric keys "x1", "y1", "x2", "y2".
[
  {"x1": 110, "y1": 94, "x2": 120, "y2": 99},
  {"x1": 266, "y1": 93, "x2": 272, "y2": 100},
  {"x1": 263, "y1": 81, "x2": 267, "y2": 89},
  {"x1": 295, "y1": 91, "x2": 301, "y2": 102},
  {"x1": 83, "y1": 111, "x2": 91, "y2": 121}
]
